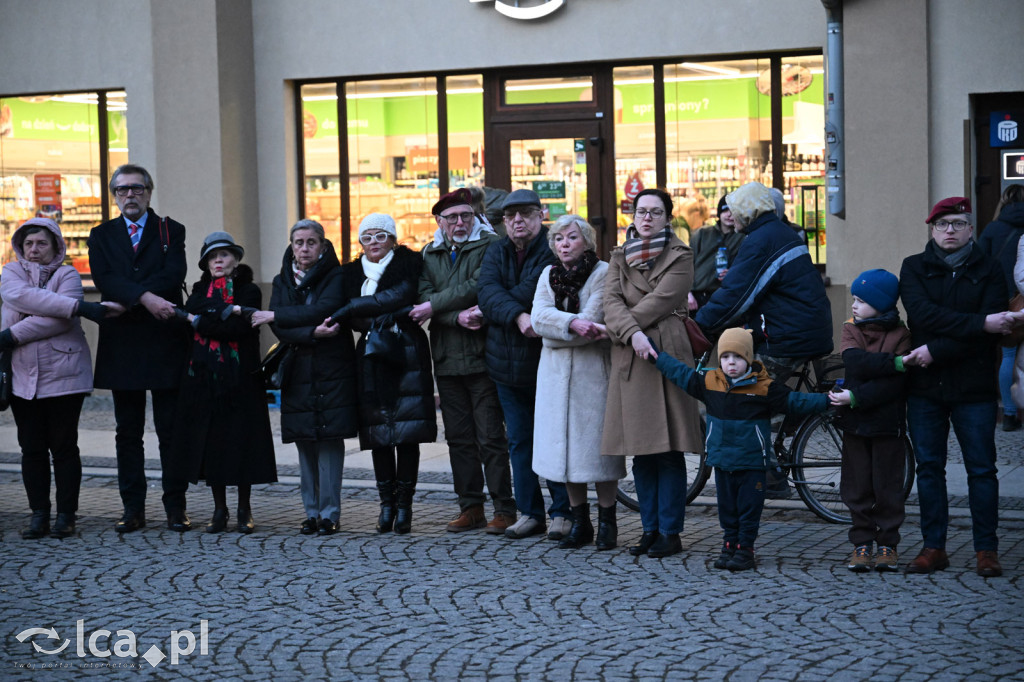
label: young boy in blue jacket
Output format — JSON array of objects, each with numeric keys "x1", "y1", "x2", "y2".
[{"x1": 649, "y1": 327, "x2": 828, "y2": 571}]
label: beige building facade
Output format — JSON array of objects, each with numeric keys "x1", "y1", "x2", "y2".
[{"x1": 1, "y1": 0, "x2": 1023, "y2": 342}]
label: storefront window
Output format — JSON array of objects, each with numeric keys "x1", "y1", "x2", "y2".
[
  {"x1": 0, "y1": 90, "x2": 125, "y2": 276},
  {"x1": 780, "y1": 55, "x2": 827, "y2": 264},
  {"x1": 300, "y1": 82, "x2": 342, "y2": 250},
  {"x1": 613, "y1": 65, "x2": 656, "y2": 244},
  {"x1": 504, "y1": 75, "x2": 594, "y2": 106},
  {"x1": 348, "y1": 77, "x2": 438, "y2": 254},
  {"x1": 446, "y1": 74, "x2": 485, "y2": 189},
  {"x1": 664, "y1": 59, "x2": 770, "y2": 243}
]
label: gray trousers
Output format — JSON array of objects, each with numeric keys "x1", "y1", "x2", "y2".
[{"x1": 296, "y1": 439, "x2": 345, "y2": 523}]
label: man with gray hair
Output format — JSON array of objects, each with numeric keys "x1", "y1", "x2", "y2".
[{"x1": 88, "y1": 164, "x2": 191, "y2": 532}]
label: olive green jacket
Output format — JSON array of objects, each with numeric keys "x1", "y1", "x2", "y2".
[{"x1": 418, "y1": 223, "x2": 501, "y2": 376}]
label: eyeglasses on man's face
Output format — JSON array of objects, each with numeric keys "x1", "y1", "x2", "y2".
[
  {"x1": 635, "y1": 208, "x2": 666, "y2": 219},
  {"x1": 932, "y1": 219, "x2": 970, "y2": 232},
  {"x1": 113, "y1": 184, "x2": 148, "y2": 197},
  {"x1": 439, "y1": 211, "x2": 475, "y2": 226},
  {"x1": 503, "y1": 207, "x2": 542, "y2": 220},
  {"x1": 359, "y1": 232, "x2": 391, "y2": 245}
]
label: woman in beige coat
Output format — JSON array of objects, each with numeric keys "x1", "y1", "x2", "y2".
[{"x1": 601, "y1": 188, "x2": 704, "y2": 559}]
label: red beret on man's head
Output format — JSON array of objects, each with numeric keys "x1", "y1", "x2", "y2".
[
  {"x1": 926, "y1": 196, "x2": 972, "y2": 224},
  {"x1": 432, "y1": 188, "x2": 474, "y2": 216}
]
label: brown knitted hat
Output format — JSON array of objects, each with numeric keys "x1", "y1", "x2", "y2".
[{"x1": 717, "y1": 327, "x2": 753, "y2": 365}]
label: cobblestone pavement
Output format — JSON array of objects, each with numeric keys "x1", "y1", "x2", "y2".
[{"x1": 1, "y1": 396, "x2": 1023, "y2": 680}]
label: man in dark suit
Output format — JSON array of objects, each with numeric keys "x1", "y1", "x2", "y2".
[{"x1": 88, "y1": 164, "x2": 191, "y2": 532}]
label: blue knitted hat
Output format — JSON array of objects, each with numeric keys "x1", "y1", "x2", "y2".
[{"x1": 851, "y1": 269, "x2": 899, "y2": 313}]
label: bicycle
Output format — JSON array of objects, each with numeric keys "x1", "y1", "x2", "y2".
[{"x1": 616, "y1": 354, "x2": 916, "y2": 524}]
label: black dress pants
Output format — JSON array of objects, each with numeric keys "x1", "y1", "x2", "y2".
[
  {"x1": 12, "y1": 393, "x2": 86, "y2": 514},
  {"x1": 113, "y1": 389, "x2": 188, "y2": 515}
]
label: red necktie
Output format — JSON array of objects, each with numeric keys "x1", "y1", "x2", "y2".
[{"x1": 129, "y1": 223, "x2": 140, "y2": 252}]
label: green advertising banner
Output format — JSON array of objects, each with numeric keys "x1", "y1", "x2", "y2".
[{"x1": 0, "y1": 97, "x2": 122, "y2": 142}]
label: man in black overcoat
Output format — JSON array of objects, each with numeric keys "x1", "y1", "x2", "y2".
[{"x1": 88, "y1": 164, "x2": 191, "y2": 532}]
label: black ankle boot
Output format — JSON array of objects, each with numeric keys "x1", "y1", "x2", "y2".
[
  {"x1": 51, "y1": 512, "x2": 76, "y2": 539},
  {"x1": 594, "y1": 504, "x2": 617, "y2": 550},
  {"x1": 646, "y1": 532, "x2": 682, "y2": 558},
  {"x1": 205, "y1": 508, "x2": 229, "y2": 533},
  {"x1": 394, "y1": 481, "x2": 415, "y2": 534},
  {"x1": 236, "y1": 507, "x2": 255, "y2": 534},
  {"x1": 376, "y1": 481, "x2": 397, "y2": 533},
  {"x1": 558, "y1": 503, "x2": 594, "y2": 549},
  {"x1": 22, "y1": 510, "x2": 50, "y2": 539},
  {"x1": 713, "y1": 542, "x2": 735, "y2": 569},
  {"x1": 628, "y1": 531, "x2": 659, "y2": 556}
]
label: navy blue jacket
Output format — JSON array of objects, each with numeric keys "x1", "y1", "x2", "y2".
[
  {"x1": 478, "y1": 228, "x2": 556, "y2": 387},
  {"x1": 696, "y1": 212, "x2": 833, "y2": 359},
  {"x1": 977, "y1": 202, "x2": 1024, "y2": 293},
  {"x1": 655, "y1": 353, "x2": 827, "y2": 471}
]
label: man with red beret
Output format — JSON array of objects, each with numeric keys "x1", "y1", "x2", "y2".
[
  {"x1": 899, "y1": 196, "x2": 1018, "y2": 577},
  {"x1": 410, "y1": 189, "x2": 517, "y2": 534}
]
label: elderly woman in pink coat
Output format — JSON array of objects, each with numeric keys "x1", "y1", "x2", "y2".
[{"x1": 0, "y1": 218, "x2": 122, "y2": 539}]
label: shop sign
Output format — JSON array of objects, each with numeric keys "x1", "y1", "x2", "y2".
[
  {"x1": 533, "y1": 180, "x2": 565, "y2": 199},
  {"x1": 1003, "y1": 150, "x2": 1024, "y2": 181},
  {"x1": 547, "y1": 202, "x2": 567, "y2": 219},
  {"x1": 623, "y1": 172, "x2": 644, "y2": 201},
  {"x1": 470, "y1": 0, "x2": 565, "y2": 20},
  {"x1": 991, "y1": 112, "x2": 1022, "y2": 147},
  {"x1": 34, "y1": 174, "x2": 62, "y2": 220}
]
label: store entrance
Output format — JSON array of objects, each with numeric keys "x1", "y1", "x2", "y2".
[{"x1": 487, "y1": 120, "x2": 614, "y2": 257}]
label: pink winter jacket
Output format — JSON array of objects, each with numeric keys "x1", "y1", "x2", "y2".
[{"x1": 0, "y1": 219, "x2": 93, "y2": 399}]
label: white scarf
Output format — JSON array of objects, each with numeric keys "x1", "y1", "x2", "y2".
[{"x1": 360, "y1": 249, "x2": 394, "y2": 295}]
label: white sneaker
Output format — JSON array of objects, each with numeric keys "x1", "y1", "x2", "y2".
[
  {"x1": 504, "y1": 516, "x2": 545, "y2": 539},
  {"x1": 547, "y1": 516, "x2": 572, "y2": 541}
]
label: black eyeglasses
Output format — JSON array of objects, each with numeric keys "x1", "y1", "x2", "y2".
[
  {"x1": 932, "y1": 219, "x2": 970, "y2": 232},
  {"x1": 635, "y1": 208, "x2": 666, "y2": 219},
  {"x1": 113, "y1": 184, "x2": 148, "y2": 197},
  {"x1": 439, "y1": 211, "x2": 475, "y2": 226},
  {"x1": 359, "y1": 232, "x2": 391, "y2": 245}
]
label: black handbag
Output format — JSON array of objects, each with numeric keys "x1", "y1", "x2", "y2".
[
  {"x1": 0, "y1": 350, "x2": 11, "y2": 411},
  {"x1": 364, "y1": 320, "x2": 404, "y2": 366},
  {"x1": 260, "y1": 342, "x2": 294, "y2": 390}
]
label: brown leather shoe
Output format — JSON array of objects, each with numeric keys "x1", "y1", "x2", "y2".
[
  {"x1": 976, "y1": 551, "x2": 1003, "y2": 578},
  {"x1": 446, "y1": 505, "x2": 486, "y2": 533},
  {"x1": 904, "y1": 547, "x2": 949, "y2": 574},
  {"x1": 484, "y1": 513, "x2": 516, "y2": 535}
]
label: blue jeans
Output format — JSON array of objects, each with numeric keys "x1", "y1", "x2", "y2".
[
  {"x1": 495, "y1": 382, "x2": 570, "y2": 522},
  {"x1": 906, "y1": 396, "x2": 999, "y2": 552},
  {"x1": 631, "y1": 451, "x2": 687, "y2": 534},
  {"x1": 999, "y1": 346, "x2": 1016, "y2": 417}
]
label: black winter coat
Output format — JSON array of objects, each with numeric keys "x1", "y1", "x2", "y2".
[
  {"x1": 338, "y1": 246, "x2": 438, "y2": 450},
  {"x1": 477, "y1": 229, "x2": 556, "y2": 386},
  {"x1": 269, "y1": 241, "x2": 358, "y2": 443},
  {"x1": 172, "y1": 265, "x2": 277, "y2": 485},
  {"x1": 978, "y1": 202, "x2": 1024, "y2": 293},
  {"x1": 88, "y1": 210, "x2": 190, "y2": 390},
  {"x1": 899, "y1": 240, "x2": 1006, "y2": 403}
]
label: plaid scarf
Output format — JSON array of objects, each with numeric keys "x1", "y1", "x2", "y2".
[
  {"x1": 549, "y1": 250, "x2": 599, "y2": 313},
  {"x1": 622, "y1": 226, "x2": 670, "y2": 270}
]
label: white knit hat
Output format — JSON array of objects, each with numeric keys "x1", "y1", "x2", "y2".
[{"x1": 358, "y1": 213, "x2": 397, "y2": 240}]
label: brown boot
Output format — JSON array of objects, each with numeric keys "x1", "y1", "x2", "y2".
[
  {"x1": 484, "y1": 513, "x2": 516, "y2": 535},
  {"x1": 976, "y1": 551, "x2": 1003, "y2": 578},
  {"x1": 446, "y1": 505, "x2": 486, "y2": 533},
  {"x1": 904, "y1": 547, "x2": 949, "y2": 574}
]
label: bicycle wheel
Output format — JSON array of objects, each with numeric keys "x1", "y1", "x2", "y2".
[
  {"x1": 790, "y1": 412, "x2": 848, "y2": 523},
  {"x1": 616, "y1": 417, "x2": 710, "y2": 511}
]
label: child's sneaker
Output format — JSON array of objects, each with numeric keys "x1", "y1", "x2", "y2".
[
  {"x1": 726, "y1": 545, "x2": 756, "y2": 571},
  {"x1": 713, "y1": 542, "x2": 734, "y2": 570},
  {"x1": 848, "y1": 544, "x2": 873, "y2": 572},
  {"x1": 874, "y1": 546, "x2": 899, "y2": 572}
]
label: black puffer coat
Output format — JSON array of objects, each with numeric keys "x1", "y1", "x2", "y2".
[
  {"x1": 978, "y1": 202, "x2": 1024, "y2": 292},
  {"x1": 477, "y1": 229, "x2": 556, "y2": 386},
  {"x1": 269, "y1": 241, "x2": 358, "y2": 443},
  {"x1": 172, "y1": 265, "x2": 277, "y2": 485},
  {"x1": 338, "y1": 246, "x2": 437, "y2": 450},
  {"x1": 899, "y1": 240, "x2": 1006, "y2": 403}
]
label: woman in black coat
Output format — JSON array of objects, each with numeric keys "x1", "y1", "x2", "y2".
[
  {"x1": 332, "y1": 214, "x2": 437, "y2": 534},
  {"x1": 252, "y1": 219, "x2": 358, "y2": 536},
  {"x1": 173, "y1": 232, "x2": 277, "y2": 533}
]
